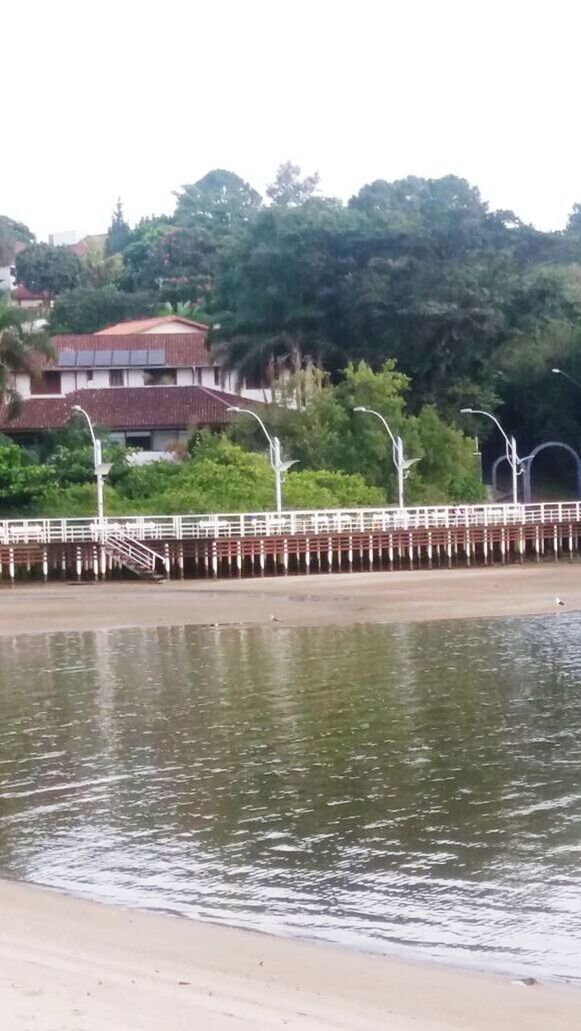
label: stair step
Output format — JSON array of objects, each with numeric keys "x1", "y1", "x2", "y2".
[{"x1": 103, "y1": 544, "x2": 159, "y2": 581}]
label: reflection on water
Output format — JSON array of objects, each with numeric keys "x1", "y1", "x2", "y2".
[{"x1": 0, "y1": 616, "x2": 580, "y2": 977}]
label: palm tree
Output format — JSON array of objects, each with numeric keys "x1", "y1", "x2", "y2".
[{"x1": 0, "y1": 296, "x2": 52, "y2": 414}]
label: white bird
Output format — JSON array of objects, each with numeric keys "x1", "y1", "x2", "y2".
[{"x1": 555, "y1": 597, "x2": 566, "y2": 607}]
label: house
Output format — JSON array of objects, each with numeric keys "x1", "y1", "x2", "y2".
[
  {"x1": 0, "y1": 316, "x2": 265, "y2": 450},
  {"x1": 10, "y1": 284, "x2": 46, "y2": 311},
  {"x1": 97, "y1": 315, "x2": 270, "y2": 402}
]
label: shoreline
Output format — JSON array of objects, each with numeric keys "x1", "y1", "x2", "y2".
[
  {"x1": 1, "y1": 878, "x2": 580, "y2": 1030},
  {"x1": 0, "y1": 562, "x2": 580, "y2": 637}
]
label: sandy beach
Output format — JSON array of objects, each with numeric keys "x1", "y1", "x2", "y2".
[
  {"x1": 1, "y1": 562, "x2": 580, "y2": 637},
  {"x1": 1, "y1": 878, "x2": 579, "y2": 1031},
  {"x1": 2, "y1": 563, "x2": 581, "y2": 1029}
]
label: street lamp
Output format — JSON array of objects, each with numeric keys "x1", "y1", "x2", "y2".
[
  {"x1": 460, "y1": 408, "x2": 521, "y2": 506},
  {"x1": 552, "y1": 368, "x2": 581, "y2": 390},
  {"x1": 226, "y1": 407, "x2": 294, "y2": 514},
  {"x1": 353, "y1": 406, "x2": 418, "y2": 508},
  {"x1": 71, "y1": 405, "x2": 110, "y2": 522}
]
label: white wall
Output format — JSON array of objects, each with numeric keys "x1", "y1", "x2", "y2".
[
  {"x1": 92, "y1": 370, "x2": 112, "y2": 389},
  {"x1": 14, "y1": 372, "x2": 30, "y2": 399},
  {"x1": 48, "y1": 230, "x2": 79, "y2": 246},
  {"x1": 60, "y1": 371, "x2": 75, "y2": 394},
  {"x1": 0, "y1": 266, "x2": 14, "y2": 293},
  {"x1": 241, "y1": 387, "x2": 274, "y2": 402},
  {"x1": 177, "y1": 368, "x2": 194, "y2": 386}
]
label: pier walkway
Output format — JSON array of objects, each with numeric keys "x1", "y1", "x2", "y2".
[{"x1": 1, "y1": 502, "x2": 580, "y2": 580}]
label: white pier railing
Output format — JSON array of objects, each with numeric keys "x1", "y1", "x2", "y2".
[{"x1": 1, "y1": 502, "x2": 581, "y2": 546}]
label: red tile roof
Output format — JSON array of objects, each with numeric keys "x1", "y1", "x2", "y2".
[
  {"x1": 0, "y1": 387, "x2": 253, "y2": 433},
  {"x1": 98, "y1": 316, "x2": 209, "y2": 334},
  {"x1": 50, "y1": 334, "x2": 211, "y2": 368},
  {"x1": 11, "y1": 285, "x2": 46, "y2": 301}
]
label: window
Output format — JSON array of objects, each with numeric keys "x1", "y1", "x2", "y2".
[
  {"x1": 109, "y1": 369, "x2": 124, "y2": 387},
  {"x1": 144, "y1": 369, "x2": 177, "y2": 386},
  {"x1": 196, "y1": 367, "x2": 202, "y2": 385},
  {"x1": 244, "y1": 373, "x2": 263, "y2": 390},
  {"x1": 125, "y1": 432, "x2": 152, "y2": 451},
  {"x1": 75, "y1": 370, "x2": 94, "y2": 389},
  {"x1": 30, "y1": 371, "x2": 61, "y2": 395},
  {"x1": 213, "y1": 366, "x2": 221, "y2": 386}
]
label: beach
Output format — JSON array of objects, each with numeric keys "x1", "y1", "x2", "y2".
[
  {"x1": 2, "y1": 563, "x2": 581, "y2": 1030},
  {"x1": 0, "y1": 562, "x2": 580, "y2": 637},
  {"x1": 1, "y1": 878, "x2": 579, "y2": 1031}
]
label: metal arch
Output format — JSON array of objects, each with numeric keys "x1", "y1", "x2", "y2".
[
  {"x1": 491, "y1": 454, "x2": 509, "y2": 495},
  {"x1": 521, "y1": 441, "x2": 581, "y2": 503}
]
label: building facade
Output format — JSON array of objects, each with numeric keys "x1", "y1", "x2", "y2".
[{"x1": 0, "y1": 316, "x2": 265, "y2": 449}]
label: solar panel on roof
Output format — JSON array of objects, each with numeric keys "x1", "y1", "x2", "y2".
[
  {"x1": 93, "y1": 350, "x2": 112, "y2": 366},
  {"x1": 129, "y1": 349, "x2": 148, "y2": 366},
  {"x1": 147, "y1": 348, "x2": 166, "y2": 366},
  {"x1": 111, "y1": 349, "x2": 130, "y2": 366},
  {"x1": 76, "y1": 350, "x2": 95, "y2": 366},
  {"x1": 58, "y1": 351, "x2": 77, "y2": 367}
]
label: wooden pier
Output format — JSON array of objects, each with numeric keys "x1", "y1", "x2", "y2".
[{"x1": 1, "y1": 502, "x2": 581, "y2": 582}]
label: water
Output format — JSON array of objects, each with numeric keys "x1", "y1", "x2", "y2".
[{"x1": 0, "y1": 617, "x2": 580, "y2": 979}]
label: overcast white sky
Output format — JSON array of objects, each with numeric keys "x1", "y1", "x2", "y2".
[{"x1": 5, "y1": 0, "x2": 581, "y2": 240}]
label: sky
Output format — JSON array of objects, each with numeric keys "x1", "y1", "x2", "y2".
[{"x1": 6, "y1": 0, "x2": 581, "y2": 240}]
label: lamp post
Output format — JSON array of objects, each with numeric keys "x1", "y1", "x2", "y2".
[
  {"x1": 226, "y1": 407, "x2": 290, "y2": 514},
  {"x1": 71, "y1": 405, "x2": 110, "y2": 522},
  {"x1": 353, "y1": 406, "x2": 417, "y2": 508},
  {"x1": 552, "y1": 368, "x2": 581, "y2": 390},
  {"x1": 460, "y1": 407, "x2": 521, "y2": 506}
]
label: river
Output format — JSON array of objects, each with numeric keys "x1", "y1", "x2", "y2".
[{"x1": 0, "y1": 616, "x2": 580, "y2": 979}]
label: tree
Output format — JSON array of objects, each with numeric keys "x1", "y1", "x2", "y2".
[
  {"x1": 15, "y1": 243, "x2": 83, "y2": 301},
  {"x1": 105, "y1": 198, "x2": 131, "y2": 256},
  {"x1": 0, "y1": 297, "x2": 52, "y2": 411},
  {"x1": 49, "y1": 285, "x2": 158, "y2": 334},
  {"x1": 229, "y1": 362, "x2": 484, "y2": 504},
  {"x1": 121, "y1": 224, "x2": 215, "y2": 300},
  {"x1": 211, "y1": 200, "x2": 355, "y2": 382},
  {"x1": 174, "y1": 169, "x2": 262, "y2": 230},
  {"x1": 0, "y1": 216, "x2": 35, "y2": 265},
  {"x1": 348, "y1": 174, "x2": 490, "y2": 246},
  {"x1": 566, "y1": 203, "x2": 581, "y2": 235},
  {"x1": 0, "y1": 441, "x2": 54, "y2": 513},
  {"x1": 266, "y1": 161, "x2": 320, "y2": 207}
]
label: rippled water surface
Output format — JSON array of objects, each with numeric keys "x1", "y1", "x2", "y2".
[{"x1": 1, "y1": 617, "x2": 581, "y2": 977}]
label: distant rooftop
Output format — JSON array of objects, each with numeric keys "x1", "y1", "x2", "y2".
[
  {"x1": 98, "y1": 316, "x2": 209, "y2": 335},
  {"x1": 0, "y1": 386, "x2": 254, "y2": 433},
  {"x1": 49, "y1": 334, "x2": 211, "y2": 368}
]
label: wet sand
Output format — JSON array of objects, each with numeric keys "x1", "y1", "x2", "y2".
[
  {"x1": 0, "y1": 562, "x2": 579, "y2": 637},
  {"x1": 1, "y1": 879, "x2": 579, "y2": 1031}
]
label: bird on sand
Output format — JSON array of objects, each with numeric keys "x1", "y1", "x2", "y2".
[
  {"x1": 270, "y1": 614, "x2": 282, "y2": 623},
  {"x1": 555, "y1": 597, "x2": 566, "y2": 607}
]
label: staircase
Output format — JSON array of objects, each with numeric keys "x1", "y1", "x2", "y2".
[{"x1": 102, "y1": 533, "x2": 166, "y2": 581}]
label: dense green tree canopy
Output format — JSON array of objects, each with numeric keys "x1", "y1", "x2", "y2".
[
  {"x1": 266, "y1": 161, "x2": 320, "y2": 207},
  {"x1": 105, "y1": 198, "x2": 131, "y2": 256},
  {"x1": 15, "y1": 243, "x2": 83, "y2": 300},
  {"x1": 49, "y1": 285, "x2": 158, "y2": 334},
  {"x1": 174, "y1": 169, "x2": 262, "y2": 230},
  {"x1": 0, "y1": 215, "x2": 34, "y2": 265},
  {"x1": 11, "y1": 163, "x2": 581, "y2": 469}
]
